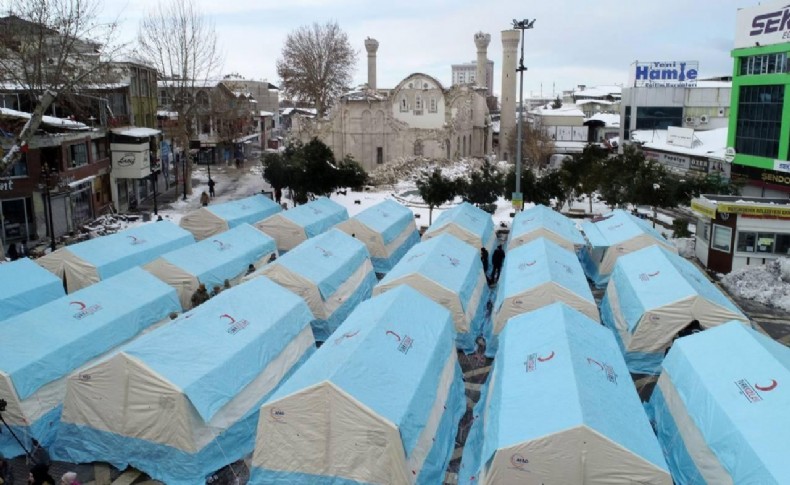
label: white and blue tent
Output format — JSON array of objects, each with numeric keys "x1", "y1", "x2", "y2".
[
  {"x1": 507, "y1": 204, "x2": 586, "y2": 253},
  {"x1": 374, "y1": 233, "x2": 489, "y2": 353},
  {"x1": 258, "y1": 229, "x2": 376, "y2": 341},
  {"x1": 254, "y1": 196, "x2": 348, "y2": 253},
  {"x1": 488, "y1": 237, "x2": 599, "y2": 357},
  {"x1": 0, "y1": 268, "x2": 180, "y2": 458},
  {"x1": 54, "y1": 277, "x2": 315, "y2": 485},
  {"x1": 422, "y1": 201, "x2": 496, "y2": 253},
  {"x1": 179, "y1": 194, "x2": 282, "y2": 240},
  {"x1": 601, "y1": 245, "x2": 748, "y2": 375},
  {"x1": 335, "y1": 199, "x2": 420, "y2": 275},
  {"x1": 579, "y1": 209, "x2": 676, "y2": 287},
  {"x1": 0, "y1": 258, "x2": 65, "y2": 321},
  {"x1": 460, "y1": 303, "x2": 671, "y2": 485},
  {"x1": 144, "y1": 223, "x2": 277, "y2": 308},
  {"x1": 36, "y1": 221, "x2": 195, "y2": 293},
  {"x1": 650, "y1": 322, "x2": 789, "y2": 484},
  {"x1": 250, "y1": 286, "x2": 465, "y2": 485}
]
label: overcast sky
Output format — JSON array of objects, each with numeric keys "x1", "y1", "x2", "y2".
[{"x1": 105, "y1": 0, "x2": 757, "y2": 97}]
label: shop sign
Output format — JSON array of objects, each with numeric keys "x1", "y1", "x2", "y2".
[
  {"x1": 735, "y1": 1, "x2": 790, "y2": 49},
  {"x1": 691, "y1": 199, "x2": 717, "y2": 219},
  {"x1": 630, "y1": 61, "x2": 698, "y2": 87},
  {"x1": 717, "y1": 202, "x2": 790, "y2": 218},
  {"x1": 733, "y1": 163, "x2": 790, "y2": 188}
]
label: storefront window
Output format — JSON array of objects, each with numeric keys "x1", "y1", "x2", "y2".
[
  {"x1": 711, "y1": 224, "x2": 732, "y2": 253},
  {"x1": 777, "y1": 234, "x2": 790, "y2": 255},
  {"x1": 736, "y1": 232, "x2": 756, "y2": 252},
  {"x1": 757, "y1": 233, "x2": 775, "y2": 253}
]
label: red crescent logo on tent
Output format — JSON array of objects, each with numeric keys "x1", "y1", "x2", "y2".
[
  {"x1": 537, "y1": 351, "x2": 555, "y2": 362},
  {"x1": 648, "y1": 271, "x2": 660, "y2": 277},
  {"x1": 385, "y1": 330, "x2": 401, "y2": 342},
  {"x1": 755, "y1": 379, "x2": 778, "y2": 392},
  {"x1": 127, "y1": 235, "x2": 138, "y2": 243},
  {"x1": 70, "y1": 301, "x2": 86, "y2": 310},
  {"x1": 220, "y1": 314, "x2": 236, "y2": 324},
  {"x1": 587, "y1": 357, "x2": 604, "y2": 370},
  {"x1": 525, "y1": 260, "x2": 536, "y2": 267},
  {"x1": 334, "y1": 330, "x2": 360, "y2": 345},
  {"x1": 212, "y1": 239, "x2": 226, "y2": 249}
]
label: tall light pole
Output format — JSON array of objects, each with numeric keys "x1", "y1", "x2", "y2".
[
  {"x1": 40, "y1": 163, "x2": 57, "y2": 252},
  {"x1": 512, "y1": 18, "x2": 535, "y2": 211}
]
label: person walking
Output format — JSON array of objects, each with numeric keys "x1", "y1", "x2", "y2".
[
  {"x1": 208, "y1": 178, "x2": 216, "y2": 198},
  {"x1": 0, "y1": 452, "x2": 14, "y2": 485},
  {"x1": 27, "y1": 465, "x2": 54, "y2": 485},
  {"x1": 480, "y1": 247, "x2": 490, "y2": 282},
  {"x1": 191, "y1": 283, "x2": 210, "y2": 308},
  {"x1": 491, "y1": 244, "x2": 505, "y2": 284},
  {"x1": 200, "y1": 191, "x2": 210, "y2": 207}
]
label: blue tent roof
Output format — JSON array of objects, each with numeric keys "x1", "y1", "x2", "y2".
[
  {"x1": 494, "y1": 237, "x2": 594, "y2": 312},
  {"x1": 380, "y1": 233, "x2": 480, "y2": 305},
  {"x1": 160, "y1": 223, "x2": 275, "y2": 290},
  {"x1": 460, "y1": 303, "x2": 668, "y2": 482},
  {"x1": 207, "y1": 194, "x2": 282, "y2": 228},
  {"x1": 507, "y1": 204, "x2": 585, "y2": 248},
  {"x1": 66, "y1": 221, "x2": 194, "y2": 280},
  {"x1": 651, "y1": 322, "x2": 790, "y2": 483},
  {"x1": 0, "y1": 267, "x2": 180, "y2": 400},
  {"x1": 606, "y1": 245, "x2": 745, "y2": 335},
  {"x1": 353, "y1": 199, "x2": 416, "y2": 246},
  {"x1": 121, "y1": 276, "x2": 314, "y2": 422},
  {"x1": 424, "y1": 202, "x2": 495, "y2": 249},
  {"x1": 0, "y1": 258, "x2": 64, "y2": 321},
  {"x1": 268, "y1": 285, "x2": 457, "y2": 458},
  {"x1": 581, "y1": 209, "x2": 669, "y2": 248},
  {"x1": 274, "y1": 229, "x2": 370, "y2": 299},
  {"x1": 280, "y1": 197, "x2": 348, "y2": 238}
]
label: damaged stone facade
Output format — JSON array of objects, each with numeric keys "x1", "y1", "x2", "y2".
[{"x1": 294, "y1": 72, "x2": 492, "y2": 172}]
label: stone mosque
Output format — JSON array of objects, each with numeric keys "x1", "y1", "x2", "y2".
[{"x1": 293, "y1": 30, "x2": 522, "y2": 172}]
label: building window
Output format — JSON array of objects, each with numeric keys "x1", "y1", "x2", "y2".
[
  {"x1": 71, "y1": 182, "x2": 93, "y2": 226},
  {"x1": 7, "y1": 153, "x2": 28, "y2": 177},
  {"x1": 740, "y1": 53, "x2": 788, "y2": 75},
  {"x1": 415, "y1": 95, "x2": 422, "y2": 114},
  {"x1": 429, "y1": 98, "x2": 437, "y2": 113},
  {"x1": 635, "y1": 106, "x2": 683, "y2": 131},
  {"x1": 458, "y1": 73, "x2": 465, "y2": 83},
  {"x1": 376, "y1": 147, "x2": 383, "y2": 164},
  {"x1": 711, "y1": 224, "x2": 732, "y2": 253},
  {"x1": 737, "y1": 231, "x2": 790, "y2": 254},
  {"x1": 735, "y1": 85, "x2": 783, "y2": 159},
  {"x1": 400, "y1": 97, "x2": 408, "y2": 112},
  {"x1": 70, "y1": 143, "x2": 89, "y2": 168},
  {"x1": 736, "y1": 231, "x2": 755, "y2": 252},
  {"x1": 697, "y1": 219, "x2": 710, "y2": 243}
]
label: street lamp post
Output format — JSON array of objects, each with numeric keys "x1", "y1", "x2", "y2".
[
  {"x1": 182, "y1": 153, "x2": 188, "y2": 201},
  {"x1": 512, "y1": 18, "x2": 536, "y2": 211},
  {"x1": 40, "y1": 163, "x2": 57, "y2": 252},
  {"x1": 150, "y1": 170, "x2": 159, "y2": 215}
]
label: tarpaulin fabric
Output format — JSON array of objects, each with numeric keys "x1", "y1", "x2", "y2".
[
  {"x1": 0, "y1": 258, "x2": 64, "y2": 321},
  {"x1": 422, "y1": 201, "x2": 496, "y2": 253},
  {"x1": 179, "y1": 194, "x2": 282, "y2": 240},
  {"x1": 507, "y1": 204, "x2": 585, "y2": 253}
]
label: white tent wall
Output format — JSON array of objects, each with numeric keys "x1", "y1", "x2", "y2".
[
  {"x1": 483, "y1": 427, "x2": 671, "y2": 484},
  {"x1": 255, "y1": 382, "x2": 410, "y2": 483},
  {"x1": 179, "y1": 209, "x2": 230, "y2": 241},
  {"x1": 493, "y1": 283, "x2": 600, "y2": 334},
  {"x1": 255, "y1": 216, "x2": 305, "y2": 252},
  {"x1": 253, "y1": 347, "x2": 459, "y2": 484},
  {"x1": 61, "y1": 325, "x2": 315, "y2": 454},
  {"x1": 143, "y1": 260, "x2": 199, "y2": 310},
  {"x1": 259, "y1": 265, "x2": 326, "y2": 319},
  {"x1": 423, "y1": 224, "x2": 496, "y2": 252},
  {"x1": 653, "y1": 373, "x2": 734, "y2": 484},
  {"x1": 322, "y1": 259, "x2": 375, "y2": 319},
  {"x1": 507, "y1": 228, "x2": 579, "y2": 253},
  {"x1": 336, "y1": 219, "x2": 385, "y2": 258},
  {"x1": 36, "y1": 249, "x2": 99, "y2": 293},
  {"x1": 374, "y1": 274, "x2": 468, "y2": 333},
  {"x1": 598, "y1": 235, "x2": 677, "y2": 280}
]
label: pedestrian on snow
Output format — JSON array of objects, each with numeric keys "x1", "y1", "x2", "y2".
[
  {"x1": 7, "y1": 243, "x2": 19, "y2": 261},
  {"x1": 246, "y1": 264, "x2": 256, "y2": 276},
  {"x1": 223, "y1": 279, "x2": 231, "y2": 290},
  {"x1": 27, "y1": 465, "x2": 53, "y2": 485},
  {"x1": 480, "y1": 247, "x2": 490, "y2": 280},
  {"x1": 491, "y1": 244, "x2": 505, "y2": 284},
  {"x1": 274, "y1": 187, "x2": 282, "y2": 204},
  {"x1": 26, "y1": 440, "x2": 49, "y2": 468},
  {"x1": 208, "y1": 178, "x2": 216, "y2": 197},
  {"x1": 0, "y1": 452, "x2": 14, "y2": 485},
  {"x1": 200, "y1": 191, "x2": 210, "y2": 207},
  {"x1": 211, "y1": 285, "x2": 222, "y2": 297},
  {"x1": 59, "y1": 472, "x2": 80, "y2": 485},
  {"x1": 191, "y1": 283, "x2": 210, "y2": 308}
]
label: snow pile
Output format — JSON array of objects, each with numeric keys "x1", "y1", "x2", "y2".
[
  {"x1": 368, "y1": 156, "x2": 498, "y2": 187},
  {"x1": 674, "y1": 238, "x2": 695, "y2": 259},
  {"x1": 721, "y1": 258, "x2": 790, "y2": 312}
]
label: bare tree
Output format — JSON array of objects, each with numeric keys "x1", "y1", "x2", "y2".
[
  {"x1": 0, "y1": 0, "x2": 122, "y2": 175},
  {"x1": 211, "y1": 81, "x2": 256, "y2": 162},
  {"x1": 137, "y1": 0, "x2": 222, "y2": 195},
  {"x1": 277, "y1": 21, "x2": 356, "y2": 118},
  {"x1": 508, "y1": 118, "x2": 556, "y2": 169}
]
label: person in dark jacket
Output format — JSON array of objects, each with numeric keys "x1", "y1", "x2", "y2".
[
  {"x1": 191, "y1": 283, "x2": 210, "y2": 307},
  {"x1": 491, "y1": 244, "x2": 505, "y2": 284},
  {"x1": 207, "y1": 178, "x2": 216, "y2": 197},
  {"x1": 480, "y1": 247, "x2": 490, "y2": 281},
  {"x1": 0, "y1": 452, "x2": 14, "y2": 485},
  {"x1": 27, "y1": 465, "x2": 53, "y2": 485}
]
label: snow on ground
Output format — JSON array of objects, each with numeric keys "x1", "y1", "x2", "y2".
[{"x1": 721, "y1": 258, "x2": 790, "y2": 312}]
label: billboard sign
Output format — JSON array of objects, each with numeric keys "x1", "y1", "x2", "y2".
[
  {"x1": 735, "y1": 1, "x2": 790, "y2": 49},
  {"x1": 110, "y1": 142, "x2": 151, "y2": 179},
  {"x1": 667, "y1": 126, "x2": 695, "y2": 148},
  {"x1": 630, "y1": 61, "x2": 698, "y2": 87}
]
